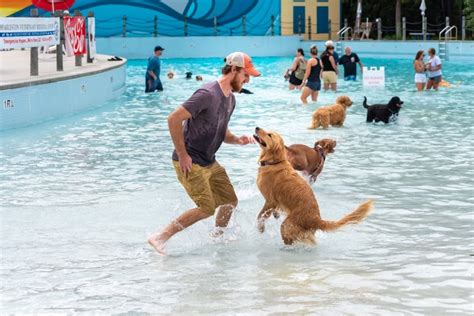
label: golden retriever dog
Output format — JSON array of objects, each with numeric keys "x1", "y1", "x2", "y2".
[
  {"x1": 253, "y1": 127, "x2": 373, "y2": 245},
  {"x1": 286, "y1": 138, "x2": 336, "y2": 183},
  {"x1": 309, "y1": 96, "x2": 353, "y2": 129}
]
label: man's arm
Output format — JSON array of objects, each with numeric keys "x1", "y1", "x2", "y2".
[
  {"x1": 147, "y1": 59, "x2": 158, "y2": 80},
  {"x1": 359, "y1": 61, "x2": 364, "y2": 73},
  {"x1": 147, "y1": 70, "x2": 157, "y2": 80},
  {"x1": 338, "y1": 56, "x2": 344, "y2": 65},
  {"x1": 168, "y1": 106, "x2": 192, "y2": 175},
  {"x1": 224, "y1": 129, "x2": 254, "y2": 145}
]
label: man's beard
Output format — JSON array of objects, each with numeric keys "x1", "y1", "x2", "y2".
[{"x1": 231, "y1": 75, "x2": 242, "y2": 92}]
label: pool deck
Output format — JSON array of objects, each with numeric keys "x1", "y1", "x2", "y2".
[{"x1": 0, "y1": 50, "x2": 126, "y2": 90}]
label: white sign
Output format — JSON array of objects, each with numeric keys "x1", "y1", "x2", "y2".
[
  {"x1": 363, "y1": 66, "x2": 385, "y2": 87},
  {"x1": 88, "y1": 17, "x2": 96, "y2": 59},
  {"x1": 0, "y1": 17, "x2": 60, "y2": 49}
]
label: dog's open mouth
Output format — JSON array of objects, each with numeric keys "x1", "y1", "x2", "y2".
[{"x1": 253, "y1": 134, "x2": 267, "y2": 147}]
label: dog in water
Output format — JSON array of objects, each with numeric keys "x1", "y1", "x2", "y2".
[
  {"x1": 309, "y1": 96, "x2": 353, "y2": 129},
  {"x1": 253, "y1": 127, "x2": 373, "y2": 245},
  {"x1": 286, "y1": 138, "x2": 336, "y2": 183},
  {"x1": 363, "y1": 96, "x2": 403, "y2": 123}
]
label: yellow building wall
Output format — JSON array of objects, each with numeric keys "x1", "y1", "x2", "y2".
[{"x1": 281, "y1": 0, "x2": 340, "y2": 40}]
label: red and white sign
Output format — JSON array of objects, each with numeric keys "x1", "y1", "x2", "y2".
[
  {"x1": 363, "y1": 66, "x2": 385, "y2": 87},
  {"x1": 64, "y1": 16, "x2": 86, "y2": 56}
]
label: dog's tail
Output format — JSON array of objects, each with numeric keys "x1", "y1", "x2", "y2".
[
  {"x1": 317, "y1": 199, "x2": 373, "y2": 232},
  {"x1": 363, "y1": 96, "x2": 369, "y2": 109},
  {"x1": 308, "y1": 112, "x2": 321, "y2": 129}
]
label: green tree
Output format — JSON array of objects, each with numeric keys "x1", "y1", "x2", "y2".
[
  {"x1": 395, "y1": 0, "x2": 411, "y2": 38},
  {"x1": 465, "y1": 0, "x2": 474, "y2": 31}
]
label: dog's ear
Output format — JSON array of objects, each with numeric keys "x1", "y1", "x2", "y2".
[{"x1": 314, "y1": 140, "x2": 320, "y2": 149}]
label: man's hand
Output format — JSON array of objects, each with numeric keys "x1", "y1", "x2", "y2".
[
  {"x1": 237, "y1": 135, "x2": 255, "y2": 145},
  {"x1": 178, "y1": 153, "x2": 193, "y2": 177}
]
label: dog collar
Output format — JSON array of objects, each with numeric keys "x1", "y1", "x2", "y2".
[
  {"x1": 310, "y1": 146, "x2": 327, "y2": 179},
  {"x1": 315, "y1": 145, "x2": 326, "y2": 160},
  {"x1": 259, "y1": 160, "x2": 284, "y2": 167}
]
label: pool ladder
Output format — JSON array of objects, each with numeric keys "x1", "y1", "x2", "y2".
[
  {"x1": 438, "y1": 41, "x2": 447, "y2": 61},
  {"x1": 336, "y1": 41, "x2": 343, "y2": 57},
  {"x1": 438, "y1": 25, "x2": 457, "y2": 61}
]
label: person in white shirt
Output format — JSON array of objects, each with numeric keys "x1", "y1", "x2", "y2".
[{"x1": 425, "y1": 48, "x2": 442, "y2": 91}]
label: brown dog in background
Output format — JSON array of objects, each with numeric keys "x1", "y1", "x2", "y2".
[
  {"x1": 286, "y1": 138, "x2": 336, "y2": 183},
  {"x1": 309, "y1": 96, "x2": 353, "y2": 129},
  {"x1": 253, "y1": 127, "x2": 373, "y2": 245}
]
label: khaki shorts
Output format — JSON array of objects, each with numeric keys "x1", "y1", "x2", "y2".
[
  {"x1": 173, "y1": 160, "x2": 237, "y2": 215},
  {"x1": 322, "y1": 71, "x2": 337, "y2": 84}
]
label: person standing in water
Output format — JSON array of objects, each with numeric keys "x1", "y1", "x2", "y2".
[
  {"x1": 414, "y1": 50, "x2": 427, "y2": 91},
  {"x1": 425, "y1": 48, "x2": 442, "y2": 91},
  {"x1": 300, "y1": 45, "x2": 322, "y2": 104},
  {"x1": 148, "y1": 52, "x2": 260, "y2": 255},
  {"x1": 145, "y1": 46, "x2": 164, "y2": 92}
]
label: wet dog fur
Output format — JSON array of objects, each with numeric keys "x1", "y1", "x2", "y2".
[
  {"x1": 253, "y1": 127, "x2": 373, "y2": 245},
  {"x1": 309, "y1": 96, "x2": 353, "y2": 129},
  {"x1": 286, "y1": 138, "x2": 336, "y2": 183}
]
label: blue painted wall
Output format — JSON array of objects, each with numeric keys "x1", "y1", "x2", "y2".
[
  {"x1": 11, "y1": 0, "x2": 281, "y2": 37},
  {"x1": 97, "y1": 35, "x2": 301, "y2": 59}
]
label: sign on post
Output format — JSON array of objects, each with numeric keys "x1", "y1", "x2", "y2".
[
  {"x1": 363, "y1": 66, "x2": 385, "y2": 87},
  {"x1": 63, "y1": 16, "x2": 86, "y2": 56},
  {"x1": 0, "y1": 17, "x2": 60, "y2": 49},
  {"x1": 87, "y1": 17, "x2": 96, "y2": 59}
]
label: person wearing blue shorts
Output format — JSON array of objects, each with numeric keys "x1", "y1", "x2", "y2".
[
  {"x1": 338, "y1": 47, "x2": 363, "y2": 81},
  {"x1": 300, "y1": 45, "x2": 322, "y2": 104},
  {"x1": 425, "y1": 48, "x2": 442, "y2": 91}
]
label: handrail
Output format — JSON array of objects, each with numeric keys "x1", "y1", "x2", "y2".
[
  {"x1": 337, "y1": 26, "x2": 352, "y2": 40},
  {"x1": 439, "y1": 25, "x2": 457, "y2": 40}
]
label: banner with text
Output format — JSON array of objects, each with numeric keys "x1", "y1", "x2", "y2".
[
  {"x1": 363, "y1": 67, "x2": 385, "y2": 87},
  {"x1": 64, "y1": 16, "x2": 86, "y2": 56},
  {"x1": 87, "y1": 17, "x2": 96, "y2": 59},
  {"x1": 0, "y1": 17, "x2": 59, "y2": 49}
]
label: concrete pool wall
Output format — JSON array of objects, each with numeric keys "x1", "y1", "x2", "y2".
[
  {"x1": 0, "y1": 53, "x2": 126, "y2": 131},
  {"x1": 97, "y1": 36, "x2": 474, "y2": 61}
]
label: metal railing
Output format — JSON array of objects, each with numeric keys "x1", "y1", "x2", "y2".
[
  {"x1": 337, "y1": 26, "x2": 352, "y2": 40},
  {"x1": 439, "y1": 25, "x2": 458, "y2": 41}
]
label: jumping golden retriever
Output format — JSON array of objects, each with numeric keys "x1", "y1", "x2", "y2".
[
  {"x1": 286, "y1": 138, "x2": 336, "y2": 183},
  {"x1": 309, "y1": 96, "x2": 353, "y2": 129},
  {"x1": 253, "y1": 127, "x2": 373, "y2": 245}
]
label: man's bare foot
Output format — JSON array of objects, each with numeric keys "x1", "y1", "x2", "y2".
[
  {"x1": 210, "y1": 227, "x2": 225, "y2": 238},
  {"x1": 147, "y1": 234, "x2": 167, "y2": 255}
]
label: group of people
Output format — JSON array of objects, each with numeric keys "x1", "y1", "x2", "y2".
[
  {"x1": 145, "y1": 46, "x2": 203, "y2": 93},
  {"x1": 285, "y1": 40, "x2": 363, "y2": 104},
  {"x1": 413, "y1": 47, "x2": 443, "y2": 91}
]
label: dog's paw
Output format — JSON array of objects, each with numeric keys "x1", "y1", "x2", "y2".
[
  {"x1": 272, "y1": 211, "x2": 280, "y2": 219},
  {"x1": 257, "y1": 221, "x2": 265, "y2": 233}
]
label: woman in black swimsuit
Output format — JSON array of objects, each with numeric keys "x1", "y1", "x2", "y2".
[{"x1": 300, "y1": 45, "x2": 322, "y2": 104}]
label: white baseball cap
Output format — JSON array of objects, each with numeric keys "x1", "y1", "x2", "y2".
[{"x1": 325, "y1": 40, "x2": 334, "y2": 47}]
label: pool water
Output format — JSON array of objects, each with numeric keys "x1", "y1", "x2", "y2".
[{"x1": 1, "y1": 57, "x2": 473, "y2": 314}]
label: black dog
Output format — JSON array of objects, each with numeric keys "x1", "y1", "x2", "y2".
[{"x1": 363, "y1": 96, "x2": 404, "y2": 123}]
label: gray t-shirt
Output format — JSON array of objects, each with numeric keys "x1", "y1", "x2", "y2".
[{"x1": 172, "y1": 81, "x2": 236, "y2": 166}]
